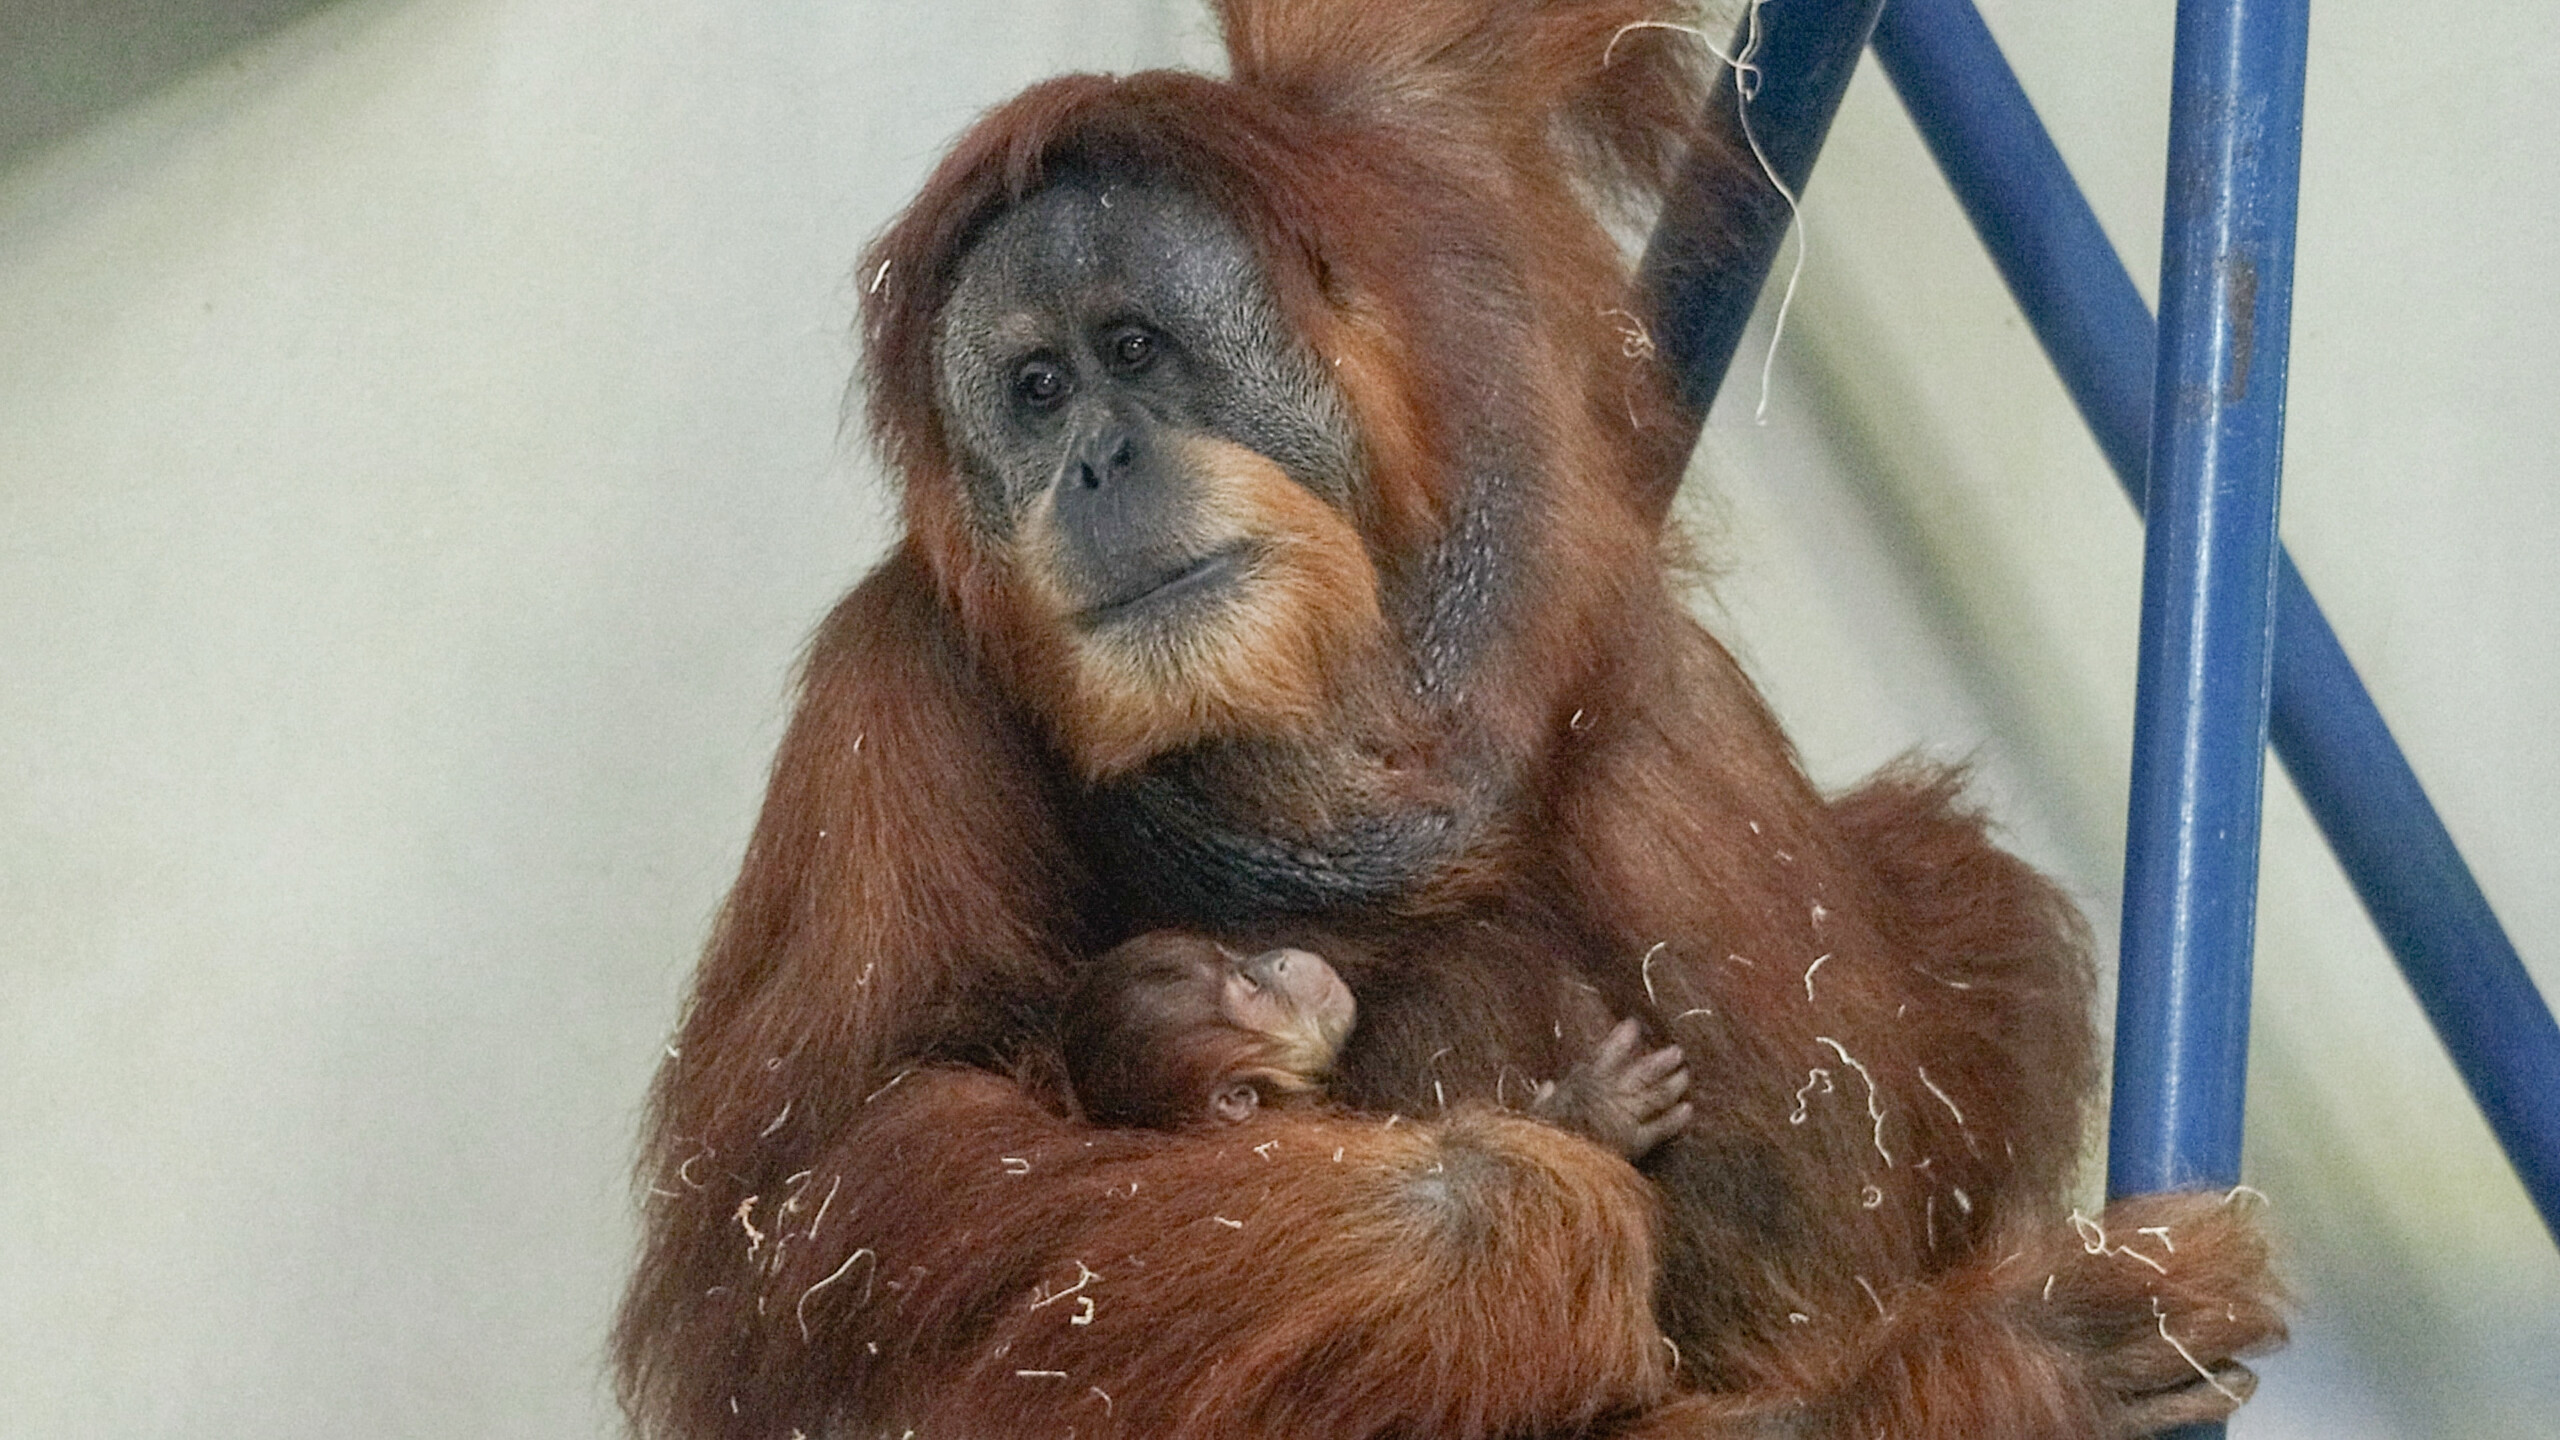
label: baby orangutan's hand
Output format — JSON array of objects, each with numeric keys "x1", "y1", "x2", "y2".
[{"x1": 1530, "y1": 1017, "x2": 1693, "y2": 1160}]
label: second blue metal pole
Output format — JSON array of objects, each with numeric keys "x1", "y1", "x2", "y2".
[
  {"x1": 2110, "y1": 0, "x2": 2312, "y2": 1201},
  {"x1": 1872, "y1": 0, "x2": 2560, "y2": 1246}
]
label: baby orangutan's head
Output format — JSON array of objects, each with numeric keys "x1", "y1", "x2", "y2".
[{"x1": 1065, "y1": 931, "x2": 1356, "y2": 1129}]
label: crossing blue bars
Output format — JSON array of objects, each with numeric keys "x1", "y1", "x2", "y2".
[{"x1": 1870, "y1": 0, "x2": 2560, "y2": 1242}]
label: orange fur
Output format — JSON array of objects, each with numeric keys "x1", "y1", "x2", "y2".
[{"x1": 821, "y1": 1070, "x2": 1673, "y2": 1440}]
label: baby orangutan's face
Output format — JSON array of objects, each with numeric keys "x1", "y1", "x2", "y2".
[{"x1": 1207, "y1": 946, "x2": 1355, "y2": 1123}]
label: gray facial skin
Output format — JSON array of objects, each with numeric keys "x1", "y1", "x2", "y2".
[
  {"x1": 930, "y1": 174, "x2": 1361, "y2": 608},
  {"x1": 933, "y1": 172, "x2": 1472, "y2": 923}
]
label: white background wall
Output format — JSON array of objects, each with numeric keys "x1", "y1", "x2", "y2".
[{"x1": 1, "y1": 2, "x2": 2550, "y2": 1436}]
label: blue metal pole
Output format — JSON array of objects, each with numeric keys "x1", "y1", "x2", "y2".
[
  {"x1": 1870, "y1": 0, "x2": 2560, "y2": 1244},
  {"x1": 2106, "y1": 0, "x2": 2310, "y2": 1204}
]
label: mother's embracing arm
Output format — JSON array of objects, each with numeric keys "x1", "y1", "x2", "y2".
[{"x1": 612, "y1": 557, "x2": 1671, "y2": 1440}]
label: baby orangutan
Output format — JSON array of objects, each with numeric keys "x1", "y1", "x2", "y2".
[{"x1": 1065, "y1": 930, "x2": 1695, "y2": 1159}]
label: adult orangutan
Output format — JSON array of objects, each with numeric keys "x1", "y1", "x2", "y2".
[{"x1": 615, "y1": 2, "x2": 2284, "y2": 1436}]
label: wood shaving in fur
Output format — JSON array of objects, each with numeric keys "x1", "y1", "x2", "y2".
[
  {"x1": 1815, "y1": 1035, "x2": 1893, "y2": 1165},
  {"x1": 2070, "y1": 1209, "x2": 2108, "y2": 1254},
  {"x1": 2154, "y1": 1297, "x2": 2245, "y2": 1402},
  {"x1": 2070, "y1": 1208, "x2": 2168, "y2": 1275},
  {"x1": 1916, "y1": 1065, "x2": 1966, "y2": 1126},
  {"x1": 809, "y1": 1174, "x2": 840, "y2": 1241},
  {"x1": 1598, "y1": 309, "x2": 1657, "y2": 360},
  {"x1": 1789, "y1": 1067, "x2": 1833, "y2": 1124},
  {"x1": 1029, "y1": 1261, "x2": 1101, "y2": 1310},
  {"x1": 798, "y1": 1248, "x2": 877, "y2": 1341},
  {"x1": 677, "y1": 1146, "x2": 714, "y2": 1190}
]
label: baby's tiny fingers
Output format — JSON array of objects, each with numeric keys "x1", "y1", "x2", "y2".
[
  {"x1": 1638, "y1": 1066, "x2": 1691, "y2": 1110},
  {"x1": 1625, "y1": 1043, "x2": 1686, "y2": 1083},
  {"x1": 1630, "y1": 1101, "x2": 1696, "y2": 1153},
  {"x1": 1593, "y1": 1017, "x2": 1644, "y2": 1067}
]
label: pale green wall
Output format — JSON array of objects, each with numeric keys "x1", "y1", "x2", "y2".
[{"x1": 2, "y1": 2, "x2": 2550, "y2": 1435}]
